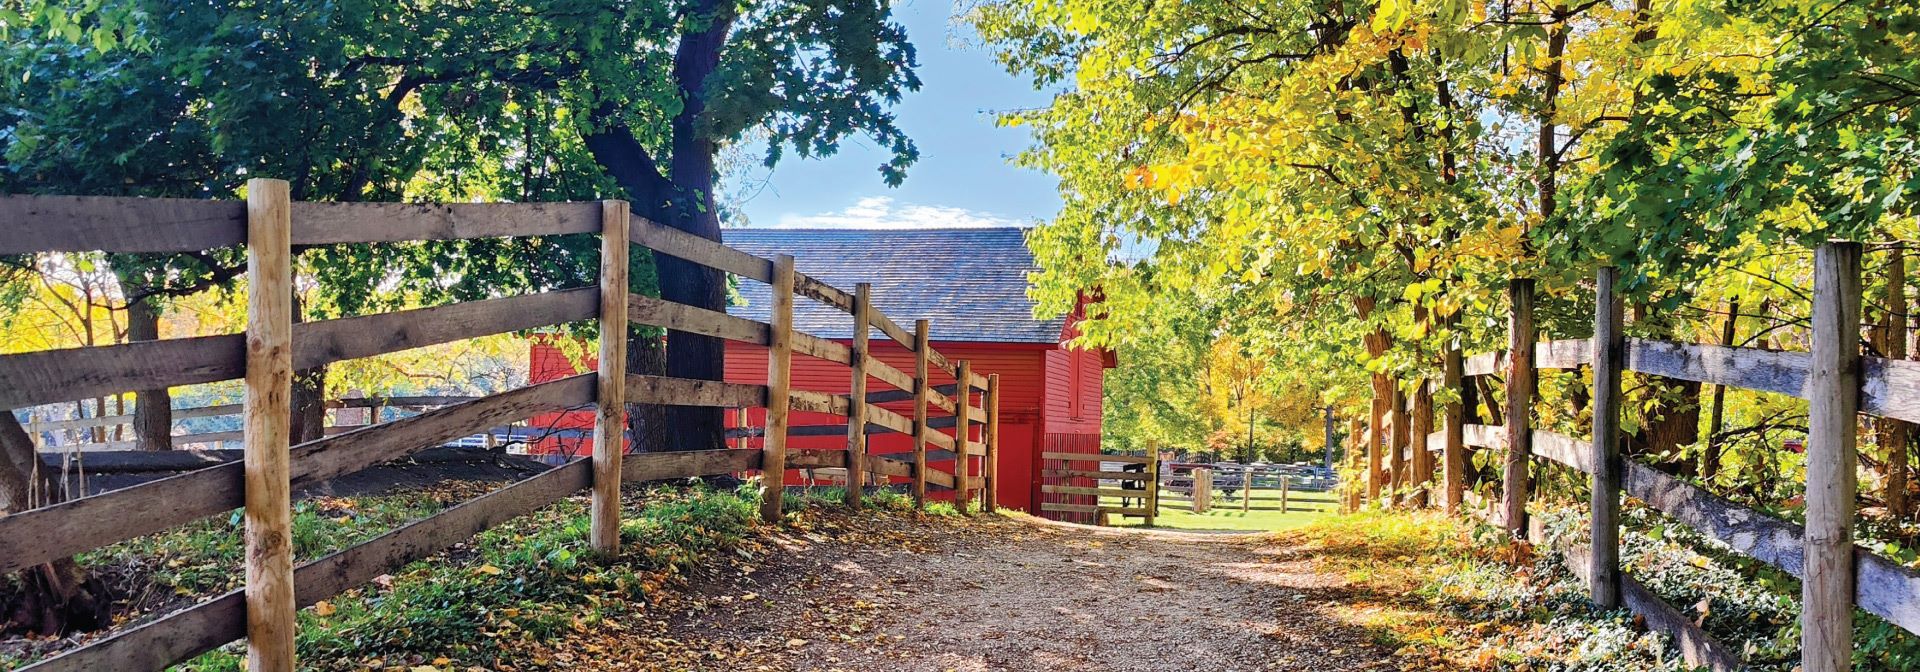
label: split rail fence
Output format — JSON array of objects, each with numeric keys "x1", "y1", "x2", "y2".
[
  {"x1": 0, "y1": 182, "x2": 1000, "y2": 671},
  {"x1": 1354, "y1": 242, "x2": 1919, "y2": 672}
]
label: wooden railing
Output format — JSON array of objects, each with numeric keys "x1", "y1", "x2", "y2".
[
  {"x1": 0, "y1": 182, "x2": 1000, "y2": 671},
  {"x1": 1358, "y1": 242, "x2": 1918, "y2": 672}
]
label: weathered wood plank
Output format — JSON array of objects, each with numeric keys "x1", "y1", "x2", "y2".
[
  {"x1": 789, "y1": 390, "x2": 851, "y2": 416},
  {"x1": 0, "y1": 288, "x2": 596, "y2": 410},
  {"x1": 1041, "y1": 451, "x2": 1155, "y2": 464},
  {"x1": 625, "y1": 374, "x2": 766, "y2": 408},
  {"x1": 0, "y1": 195, "x2": 245, "y2": 254},
  {"x1": 628, "y1": 293, "x2": 770, "y2": 345},
  {"x1": 866, "y1": 357, "x2": 916, "y2": 394},
  {"x1": 1462, "y1": 351, "x2": 1507, "y2": 377},
  {"x1": 1534, "y1": 338, "x2": 1591, "y2": 370},
  {"x1": 622, "y1": 448, "x2": 763, "y2": 481},
  {"x1": 1040, "y1": 469, "x2": 1152, "y2": 481},
  {"x1": 788, "y1": 449, "x2": 849, "y2": 469},
  {"x1": 0, "y1": 376, "x2": 594, "y2": 577},
  {"x1": 633, "y1": 217, "x2": 774, "y2": 282},
  {"x1": 866, "y1": 404, "x2": 915, "y2": 436},
  {"x1": 985, "y1": 374, "x2": 1002, "y2": 514},
  {"x1": 1531, "y1": 430, "x2": 1587, "y2": 473},
  {"x1": 864, "y1": 453, "x2": 915, "y2": 479},
  {"x1": 289, "y1": 201, "x2": 598, "y2": 245},
  {"x1": 792, "y1": 332, "x2": 854, "y2": 365},
  {"x1": 793, "y1": 273, "x2": 856, "y2": 313},
  {"x1": 1625, "y1": 339, "x2": 1809, "y2": 399}
]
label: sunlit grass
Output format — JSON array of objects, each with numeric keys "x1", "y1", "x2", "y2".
[{"x1": 1101, "y1": 489, "x2": 1340, "y2": 531}]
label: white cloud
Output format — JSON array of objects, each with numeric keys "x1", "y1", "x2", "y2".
[{"x1": 770, "y1": 196, "x2": 1027, "y2": 229}]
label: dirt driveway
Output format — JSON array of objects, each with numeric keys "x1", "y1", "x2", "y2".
[{"x1": 545, "y1": 510, "x2": 1401, "y2": 671}]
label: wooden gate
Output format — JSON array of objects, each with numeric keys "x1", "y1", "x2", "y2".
[{"x1": 1037, "y1": 452, "x2": 1158, "y2": 525}]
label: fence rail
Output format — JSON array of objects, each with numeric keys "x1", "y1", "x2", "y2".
[
  {"x1": 1355, "y1": 242, "x2": 1910, "y2": 672},
  {"x1": 0, "y1": 184, "x2": 1000, "y2": 671}
]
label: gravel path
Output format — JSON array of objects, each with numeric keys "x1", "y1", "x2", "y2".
[{"x1": 634, "y1": 511, "x2": 1399, "y2": 672}]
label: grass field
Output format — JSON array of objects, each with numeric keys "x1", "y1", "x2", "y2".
[{"x1": 1095, "y1": 489, "x2": 1340, "y2": 532}]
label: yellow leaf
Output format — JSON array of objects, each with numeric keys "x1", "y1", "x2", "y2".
[
  {"x1": 312, "y1": 601, "x2": 336, "y2": 617},
  {"x1": 478, "y1": 564, "x2": 503, "y2": 576}
]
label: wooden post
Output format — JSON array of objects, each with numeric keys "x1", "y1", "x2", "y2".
[
  {"x1": 590, "y1": 200, "x2": 630, "y2": 554},
  {"x1": 911, "y1": 319, "x2": 931, "y2": 510},
  {"x1": 1411, "y1": 379, "x2": 1433, "y2": 508},
  {"x1": 1804, "y1": 241, "x2": 1861, "y2": 672},
  {"x1": 1144, "y1": 439, "x2": 1159, "y2": 526},
  {"x1": 1280, "y1": 473, "x2": 1289, "y2": 513},
  {"x1": 758, "y1": 254, "x2": 797, "y2": 523},
  {"x1": 1442, "y1": 340, "x2": 1465, "y2": 514},
  {"x1": 984, "y1": 373, "x2": 1002, "y2": 512},
  {"x1": 1194, "y1": 467, "x2": 1212, "y2": 513},
  {"x1": 844, "y1": 283, "x2": 872, "y2": 508},
  {"x1": 242, "y1": 178, "x2": 295, "y2": 672},
  {"x1": 1368, "y1": 393, "x2": 1385, "y2": 502},
  {"x1": 1390, "y1": 384, "x2": 1409, "y2": 504},
  {"x1": 953, "y1": 360, "x2": 973, "y2": 513},
  {"x1": 1590, "y1": 267, "x2": 1625, "y2": 610},
  {"x1": 1503, "y1": 278, "x2": 1536, "y2": 539},
  {"x1": 1347, "y1": 419, "x2": 1365, "y2": 512},
  {"x1": 1241, "y1": 469, "x2": 1250, "y2": 513}
]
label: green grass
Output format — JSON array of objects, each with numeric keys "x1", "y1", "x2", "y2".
[{"x1": 1102, "y1": 490, "x2": 1340, "y2": 531}]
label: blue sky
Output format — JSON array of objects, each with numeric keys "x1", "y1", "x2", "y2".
[{"x1": 729, "y1": 0, "x2": 1062, "y2": 229}]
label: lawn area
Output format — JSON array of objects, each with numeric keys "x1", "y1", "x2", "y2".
[{"x1": 1098, "y1": 489, "x2": 1340, "y2": 532}]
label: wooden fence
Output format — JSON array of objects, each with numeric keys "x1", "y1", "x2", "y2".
[
  {"x1": 1353, "y1": 242, "x2": 1920, "y2": 672},
  {"x1": 0, "y1": 183, "x2": 999, "y2": 671},
  {"x1": 1038, "y1": 452, "x2": 1158, "y2": 525}
]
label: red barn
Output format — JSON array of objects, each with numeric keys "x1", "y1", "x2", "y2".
[{"x1": 526, "y1": 227, "x2": 1110, "y2": 515}]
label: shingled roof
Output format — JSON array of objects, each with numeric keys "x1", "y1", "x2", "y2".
[{"x1": 722, "y1": 227, "x2": 1066, "y2": 344}]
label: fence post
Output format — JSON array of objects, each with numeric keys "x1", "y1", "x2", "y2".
[
  {"x1": 953, "y1": 360, "x2": 973, "y2": 513},
  {"x1": 591, "y1": 199, "x2": 630, "y2": 555},
  {"x1": 1503, "y1": 278, "x2": 1536, "y2": 538},
  {"x1": 1280, "y1": 472, "x2": 1289, "y2": 513},
  {"x1": 1368, "y1": 393, "x2": 1385, "y2": 503},
  {"x1": 844, "y1": 283, "x2": 872, "y2": 508},
  {"x1": 1194, "y1": 467, "x2": 1212, "y2": 513},
  {"x1": 903, "y1": 319, "x2": 931, "y2": 510},
  {"x1": 1144, "y1": 439, "x2": 1159, "y2": 525},
  {"x1": 759, "y1": 254, "x2": 797, "y2": 523},
  {"x1": 984, "y1": 373, "x2": 1001, "y2": 513},
  {"x1": 242, "y1": 178, "x2": 295, "y2": 672},
  {"x1": 1590, "y1": 266, "x2": 1624, "y2": 610},
  {"x1": 1805, "y1": 241, "x2": 1862, "y2": 672},
  {"x1": 1411, "y1": 379, "x2": 1433, "y2": 508},
  {"x1": 1443, "y1": 340, "x2": 1465, "y2": 514}
]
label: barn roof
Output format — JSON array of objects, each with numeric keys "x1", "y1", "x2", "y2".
[{"x1": 721, "y1": 227, "x2": 1065, "y2": 344}]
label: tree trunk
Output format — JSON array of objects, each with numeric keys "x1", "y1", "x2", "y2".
[
  {"x1": 1703, "y1": 299, "x2": 1739, "y2": 479},
  {"x1": 0, "y1": 412, "x2": 108, "y2": 636},
  {"x1": 1627, "y1": 304, "x2": 1701, "y2": 476},
  {"x1": 126, "y1": 297, "x2": 174, "y2": 451},
  {"x1": 289, "y1": 295, "x2": 327, "y2": 444}
]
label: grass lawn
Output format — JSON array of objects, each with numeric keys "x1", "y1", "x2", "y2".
[{"x1": 1097, "y1": 490, "x2": 1341, "y2": 532}]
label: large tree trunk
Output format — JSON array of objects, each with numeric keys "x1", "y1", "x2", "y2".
[
  {"x1": 289, "y1": 295, "x2": 327, "y2": 444},
  {"x1": 1627, "y1": 304, "x2": 1700, "y2": 476},
  {"x1": 0, "y1": 413, "x2": 108, "y2": 636},
  {"x1": 126, "y1": 297, "x2": 174, "y2": 451}
]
